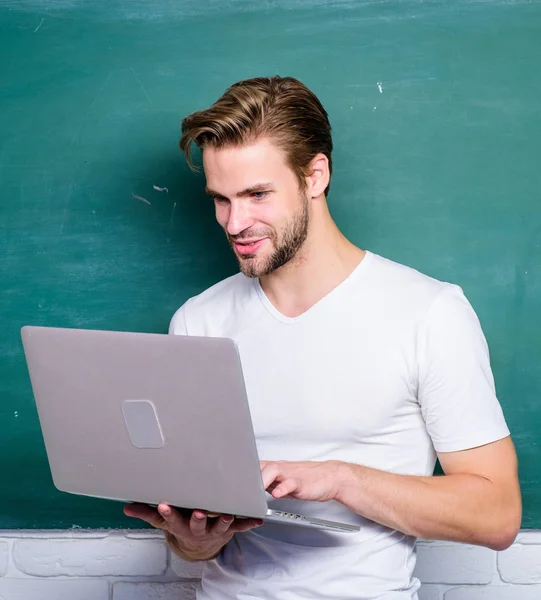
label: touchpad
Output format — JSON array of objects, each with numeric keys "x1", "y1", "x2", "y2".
[{"x1": 122, "y1": 399, "x2": 165, "y2": 449}]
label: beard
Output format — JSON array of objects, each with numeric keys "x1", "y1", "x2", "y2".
[{"x1": 228, "y1": 193, "x2": 310, "y2": 279}]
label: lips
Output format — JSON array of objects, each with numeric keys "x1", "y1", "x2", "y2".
[{"x1": 234, "y1": 238, "x2": 266, "y2": 255}]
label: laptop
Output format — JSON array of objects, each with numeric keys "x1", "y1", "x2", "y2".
[{"x1": 21, "y1": 326, "x2": 359, "y2": 533}]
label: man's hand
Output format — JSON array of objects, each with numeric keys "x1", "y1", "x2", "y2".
[
  {"x1": 260, "y1": 439, "x2": 520, "y2": 551},
  {"x1": 260, "y1": 460, "x2": 345, "y2": 502},
  {"x1": 124, "y1": 503, "x2": 263, "y2": 562}
]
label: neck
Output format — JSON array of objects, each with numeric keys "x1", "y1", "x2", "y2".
[{"x1": 258, "y1": 200, "x2": 365, "y2": 318}]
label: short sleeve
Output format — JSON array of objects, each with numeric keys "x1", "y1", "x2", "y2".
[
  {"x1": 168, "y1": 300, "x2": 190, "y2": 336},
  {"x1": 417, "y1": 284, "x2": 510, "y2": 453}
]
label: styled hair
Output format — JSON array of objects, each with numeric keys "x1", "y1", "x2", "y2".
[{"x1": 180, "y1": 76, "x2": 333, "y2": 195}]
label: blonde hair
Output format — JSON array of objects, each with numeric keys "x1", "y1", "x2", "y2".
[{"x1": 180, "y1": 76, "x2": 333, "y2": 195}]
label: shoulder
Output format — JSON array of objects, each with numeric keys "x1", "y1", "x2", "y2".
[
  {"x1": 169, "y1": 272, "x2": 253, "y2": 335},
  {"x1": 365, "y1": 251, "x2": 454, "y2": 314},
  {"x1": 368, "y1": 254, "x2": 488, "y2": 357}
]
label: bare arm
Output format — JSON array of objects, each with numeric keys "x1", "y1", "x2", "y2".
[
  {"x1": 335, "y1": 437, "x2": 521, "y2": 550},
  {"x1": 261, "y1": 437, "x2": 522, "y2": 551}
]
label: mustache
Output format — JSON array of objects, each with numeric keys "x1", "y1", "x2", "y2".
[{"x1": 228, "y1": 230, "x2": 273, "y2": 242}]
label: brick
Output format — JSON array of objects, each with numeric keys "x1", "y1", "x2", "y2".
[
  {"x1": 113, "y1": 581, "x2": 199, "y2": 600},
  {"x1": 498, "y1": 543, "x2": 541, "y2": 583},
  {"x1": 0, "y1": 530, "x2": 108, "y2": 539},
  {"x1": 125, "y1": 530, "x2": 164, "y2": 540},
  {"x1": 414, "y1": 543, "x2": 494, "y2": 584},
  {"x1": 0, "y1": 542, "x2": 8, "y2": 576},
  {"x1": 13, "y1": 537, "x2": 167, "y2": 576},
  {"x1": 170, "y1": 553, "x2": 205, "y2": 578},
  {"x1": 514, "y1": 531, "x2": 541, "y2": 544},
  {"x1": 418, "y1": 584, "x2": 442, "y2": 600},
  {"x1": 0, "y1": 579, "x2": 109, "y2": 599},
  {"x1": 444, "y1": 586, "x2": 541, "y2": 600}
]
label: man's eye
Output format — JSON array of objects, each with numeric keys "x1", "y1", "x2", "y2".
[
  {"x1": 252, "y1": 191, "x2": 268, "y2": 200},
  {"x1": 213, "y1": 196, "x2": 229, "y2": 204}
]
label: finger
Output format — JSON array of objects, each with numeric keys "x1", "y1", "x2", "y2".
[
  {"x1": 189, "y1": 510, "x2": 208, "y2": 537},
  {"x1": 265, "y1": 481, "x2": 279, "y2": 494},
  {"x1": 260, "y1": 462, "x2": 281, "y2": 491},
  {"x1": 231, "y1": 517, "x2": 264, "y2": 533},
  {"x1": 210, "y1": 514, "x2": 235, "y2": 536},
  {"x1": 157, "y1": 503, "x2": 189, "y2": 536},
  {"x1": 123, "y1": 503, "x2": 165, "y2": 529},
  {"x1": 271, "y1": 478, "x2": 299, "y2": 498}
]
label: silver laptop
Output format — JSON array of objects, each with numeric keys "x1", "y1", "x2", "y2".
[{"x1": 21, "y1": 326, "x2": 359, "y2": 533}]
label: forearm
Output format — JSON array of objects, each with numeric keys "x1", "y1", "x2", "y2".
[{"x1": 335, "y1": 462, "x2": 517, "y2": 550}]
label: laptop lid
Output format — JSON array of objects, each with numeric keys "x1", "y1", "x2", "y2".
[{"x1": 21, "y1": 325, "x2": 269, "y2": 519}]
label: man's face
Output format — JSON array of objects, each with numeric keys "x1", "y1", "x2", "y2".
[{"x1": 203, "y1": 139, "x2": 309, "y2": 278}]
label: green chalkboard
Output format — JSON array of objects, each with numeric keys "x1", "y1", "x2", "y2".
[{"x1": 1, "y1": 0, "x2": 540, "y2": 529}]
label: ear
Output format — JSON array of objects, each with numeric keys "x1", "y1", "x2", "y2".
[{"x1": 306, "y1": 153, "x2": 330, "y2": 199}]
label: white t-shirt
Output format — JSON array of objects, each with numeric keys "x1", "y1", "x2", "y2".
[{"x1": 169, "y1": 251, "x2": 510, "y2": 600}]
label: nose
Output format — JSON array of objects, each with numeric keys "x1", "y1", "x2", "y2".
[{"x1": 226, "y1": 200, "x2": 254, "y2": 237}]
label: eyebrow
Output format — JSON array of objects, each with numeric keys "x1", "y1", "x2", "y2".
[{"x1": 204, "y1": 182, "x2": 274, "y2": 199}]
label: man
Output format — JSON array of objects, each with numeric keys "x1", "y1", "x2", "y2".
[{"x1": 125, "y1": 76, "x2": 521, "y2": 599}]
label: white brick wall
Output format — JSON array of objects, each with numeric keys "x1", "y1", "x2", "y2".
[
  {"x1": 0, "y1": 529, "x2": 539, "y2": 599},
  {"x1": 13, "y1": 537, "x2": 167, "y2": 577},
  {"x1": 415, "y1": 534, "x2": 541, "y2": 599},
  {"x1": 0, "y1": 541, "x2": 8, "y2": 577}
]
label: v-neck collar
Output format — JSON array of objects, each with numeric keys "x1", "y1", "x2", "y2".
[{"x1": 253, "y1": 250, "x2": 373, "y2": 325}]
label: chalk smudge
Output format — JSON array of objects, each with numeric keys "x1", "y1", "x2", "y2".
[{"x1": 132, "y1": 192, "x2": 151, "y2": 205}]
